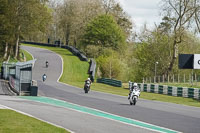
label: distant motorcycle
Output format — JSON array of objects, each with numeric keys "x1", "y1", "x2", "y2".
[
  {"x1": 46, "y1": 61, "x2": 49, "y2": 68},
  {"x1": 42, "y1": 74, "x2": 47, "y2": 82},
  {"x1": 129, "y1": 88, "x2": 140, "y2": 105},
  {"x1": 84, "y1": 81, "x2": 91, "y2": 93}
]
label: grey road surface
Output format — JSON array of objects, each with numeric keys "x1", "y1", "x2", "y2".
[
  {"x1": 0, "y1": 95, "x2": 155, "y2": 133},
  {"x1": 4, "y1": 45, "x2": 200, "y2": 133}
]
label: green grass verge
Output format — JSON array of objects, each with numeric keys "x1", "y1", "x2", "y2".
[
  {"x1": 159, "y1": 82, "x2": 200, "y2": 89},
  {"x1": 22, "y1": 49, "x2": 33, "y2": 61},
  {"x1": 8, "y1": 57, "x2": 18, "y2": 63},
  {"x1": 0, "y1": 109, "x2": 69, "y2": 133},
  {"x1": 22, "y1": 43, "x2": 200, "y2": 107}
]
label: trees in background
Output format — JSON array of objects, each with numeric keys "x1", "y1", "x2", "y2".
[
  {"x1": 54, "y1": 0, "x2": 132, "y2": 48},
  {"x1": 82, "y1": 15, "x2": 126, "y2": 53},
  {"x1": 1, "y1": 0, "x2": 133, "y2": 81},
  {"x1": 1, "y1": 0, "x2": 200, "y2": 82},
  {"x1": 47, "y1": 0, "x2": 200, "y2": 82},
  {"x1": 161, "y1": 0, "x2": 200, "y2": 73},
  {"x1": 0, "y1": 0, "x2": 51, "y2": 60},
  {"x1": 51, "y1": 0, "x2": 132, "y2": 81},
  {"x1": 57, "y1": 0, "x2": 103, "y2": 46},
  {"x1": 133, "y1": 21, "x2": 200, "y2": 82},
  {"x1": 81, "y1": 14, "x2": 127, "y2": 80},
  {"x1": 129, "y1": 0, "x2": 200, "y2": 82}
]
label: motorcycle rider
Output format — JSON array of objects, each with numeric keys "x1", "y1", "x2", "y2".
[
  {"x1": 85, "y1": 78, "x2": 92, "y2": 89},
  {"x1": 42, "y1": 74, "x2": 47, "y2": 82},
  {"x1": 46, "y1": 61, "x2": 49, "y2": 68},
  {"x1": 128, "y1": 82, "x2": 139, "y2": 99}
]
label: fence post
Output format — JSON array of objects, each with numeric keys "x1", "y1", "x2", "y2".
[
  {"x1": 178, "y1": 74, "x2": 179, "y2": 83},
  {"x1": 168, "y1": 75, "x2": 169, "y2": 83},
  {"x1": 163, "y1": 75, "x2": 165, "y2": 83},
  {"x1": 195, "y1": 73, "x2": 197, "y2": 86},
  {"x1": 192, "y1": 70, "x2": 194, "y2": 86},
  {"x1": 150, "y1": 77, "x2": 151, "y2": 83},
  {"x1": 143, "y1": 77, "x2": 144, "y2": 83},
  {"x1": 184, "y1": 74, "x2": 185, "y2": 83},
  {"x1": 173, "y1": 74, "x2": 174, "y2": 83},
  {"x1": 189, "y1": 74, "x2": 191, "y2": 84}
]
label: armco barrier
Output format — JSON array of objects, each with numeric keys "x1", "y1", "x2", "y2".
[
  {"x1": 97, "y1": 78, "x2": 122, "y2": 87},
  {"x1": 138, "y1": 83, "x2": 200, "y2": 100},
  {"x1": 88, "y1": 59, "x2": 96, "y2": 82},
  {"x1": 22, "y1": 41, "x2": 58, "y2": 47},
  {"x1": 22, "y1": 41, "x2": 88, "y2": 61}
]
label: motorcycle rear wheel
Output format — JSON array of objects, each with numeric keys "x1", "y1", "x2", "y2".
[{"x1": 84, "y1": 87, "x2": 88, "y2": 93}]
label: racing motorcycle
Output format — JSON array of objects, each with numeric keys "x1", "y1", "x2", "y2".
[
  {"x1": 84, "y1": 81, "x2": 90, "y2": 93},
  {"x1": 46, "y1": 61, "x2": 49, "y2": 68},
  {"x1": 129, "y1": 88, "x2": 140, "y2": 105}
]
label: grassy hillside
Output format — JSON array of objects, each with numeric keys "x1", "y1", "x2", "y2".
[{"x1": 22, "y1": 49, "x2": 33, "y2": 61}]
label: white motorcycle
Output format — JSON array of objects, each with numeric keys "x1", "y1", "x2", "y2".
[{"x1": 129, "y1": 88, "x2": 140, "y2": 105}]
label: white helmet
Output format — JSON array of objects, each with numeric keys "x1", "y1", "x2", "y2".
[
  {"x1": 133, "y1": 83, "x2": 138, "y2": 87},
  {"x1": 88, "y1": 78, "x2": 90, "y2": 80}
]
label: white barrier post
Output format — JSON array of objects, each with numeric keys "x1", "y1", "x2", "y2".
[{"x1": 172, "y1": 87, "x2": 177, "y2": 96}]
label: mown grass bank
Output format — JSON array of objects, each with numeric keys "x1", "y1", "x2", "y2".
[
  {"x1": 22, "y1": 43, "x2": 200, "y2": 107},
  {"x1": 0, "y1": 109, "x2": 69, "y2": 133},
  {"x1": 22, "y1": 49, "x2": 33, "y2": 61}
]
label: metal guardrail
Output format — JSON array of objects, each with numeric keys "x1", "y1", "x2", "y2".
[
  {"x1": 88, "y1": 59, "x2": 96, "y2": 82},
  {"x1": 138, "y1": 83, "x2": 200, "y2": 100},
  {"x1": 22, "y1": 41, "x2": 88, "y2": 61},
  {"x1": 97, "y1": 78, "x2": 122, "y2": 87},
  {"x1": 22, "y1": 41, "x2": 58, "y2": 47}
]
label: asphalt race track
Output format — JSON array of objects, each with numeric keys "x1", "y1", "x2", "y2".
[{"x1": 1, "y1": 45, "x2": 200, "y2": 133}]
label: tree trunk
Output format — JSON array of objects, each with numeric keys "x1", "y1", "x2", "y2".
[
  {"x1": 109, "y1": 61, "x2": 112, "y2": 79},
  {"x1": 15, "y1": 25, "x2": 21, "y2": 59},
  {"x1": 167, "y1": 34, "x2": 180, "y2": 73},
  {"x1": 3, "y1": 42, "x2": 8, "y2": 60},
  {"x1": 65, "y1": 24, "x2": 70, "y2": 45},
  {"x1": 74, "y1": 38, "x2": 77, "y2": 48},
  {"x1": 168, "y1": 45, "x2": 176, "y2": 72},
  {"x1": 6, "y1": 46, "x2": 13, "y2": 62}
]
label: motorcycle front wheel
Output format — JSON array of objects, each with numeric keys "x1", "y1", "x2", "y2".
[{"x1": 133, "y1": 97, "x2": 137, "y2": 105}]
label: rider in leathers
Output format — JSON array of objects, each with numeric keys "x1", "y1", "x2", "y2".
[
  {"x1": 128, "y1": 82, "x2": 139, "y2": 99},
  {"x1": 85, "y1": 78, "x2": 92, "y2": 89}
]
